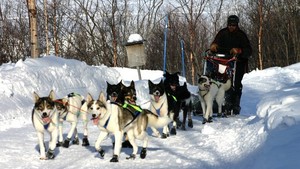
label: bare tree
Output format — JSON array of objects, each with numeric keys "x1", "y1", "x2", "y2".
[
  {"x1": 258, "y1": 0, "x2": 263, "y2": 70},
  {"x1": 44, "y1": 0, "x2": 49, "y2": 55},
  {"x1": 175, "y1": 0, "x2": 209, "y2": 84},
  {"x1": 27, "y1": 0, "x2": 39, "y2": 58}
]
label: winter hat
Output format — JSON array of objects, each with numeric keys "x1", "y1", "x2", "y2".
[{"x1": 227, "y1": 15, "x2": 239, "y2": 25}]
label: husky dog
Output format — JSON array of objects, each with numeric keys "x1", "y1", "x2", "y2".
[
  {"x1": 56, "y1": 93, "x2": 89, "y2": 148},
  {"x1": 148, "y1": 79, "x2": 170, "y2": 138},
  {"x1": 83, "y1": 92, "x2": 173, "y2": 162},
  {"x1": 178, "y1": 82, "x2": 193, "y2": 130},
  {"x1": 32, "y1": 90, "x2": 58, "y2": 160},
  {"x1": 163, "y1": 71, "x2": 182, "y2": 135},
  {"x1": 197, "y1": 74, "x2": 231, "y2": 124},
  {"x1": 106, "y1": 81, "x2": 122, "y2": 102},
  {"x1": 106, "y1": 81, "x2": 132, "y2": 148}
]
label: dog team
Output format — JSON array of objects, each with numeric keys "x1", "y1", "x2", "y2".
[{"x1": 32, "y1": 70, "x2": 231, "y2": 162}]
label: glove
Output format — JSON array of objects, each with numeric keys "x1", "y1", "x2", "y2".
[
  {"x1": 210, "y1": 43, "x2": 218, "y2": 52},
  {"x1": 230, "y1": 48, "x2": 242, "y2": 55}
]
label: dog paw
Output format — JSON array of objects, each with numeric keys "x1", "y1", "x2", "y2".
[
  {"x1": 82, "y1": 137, "x2": 90, "y2": 146},
  {"x1": 140, "y1": 148, "x2": 147, "y2": 159},
  {"x1": 46, "y1": 149, "x2": 55, "y2": 159},
  {"x1": 151, "y1": 132, "x2": 161, "y2": 138},
  {"x1": 98, "y1": 149, "x2": 105, "y2": 158},
  {"x1": 62, "y1": 138, "x2": 71, "y2": 148},
  {"x1": 188, "y1": 119, "x2": 193, "y2": 128},
  {"x1": 170, "y1": 127, "x2": 176, "y2": 135},
  {"x1": 39, "y1": 157, "x2": 46, "y2": 160},
  {"x1": 110, "y1": 155, "x2": 119, "y2": 162},
  {"x1": 56, "y1": 141, "x2": 63, "y2": 147},
  {"x1": 181, "y1": 125, "x2": 186, "y2": 130},
  {"x1": 161, "y1": 133, "x2": 168, "y2": 139},
  {"x1": 72, "y1": 137, "x2": 79, "y2": 145},
  {"x1": 126, "y1": 154, "x2": 136, "y2": 160}
]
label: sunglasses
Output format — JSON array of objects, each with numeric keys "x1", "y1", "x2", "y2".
[{"x1": 228, "y1": 24, "x2": 237, "y2": 27}]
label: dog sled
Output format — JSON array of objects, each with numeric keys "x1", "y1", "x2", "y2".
[{"x1": 200, "y1": 50, "x2": 237, "y2": 116}]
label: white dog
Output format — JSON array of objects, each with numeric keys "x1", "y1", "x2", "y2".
[
  {"x1": 197, "y1": 75, "x2": 231, "y2": 124},
  {"x1": 32, "y1": 90, "x2": 58, "y2": 160},
  {"x1": 148, "y1": 79, "x2": 170, "y2": 138},
  {"x1": 56, "y1": 93, "x2": 89, "y2": 148}
]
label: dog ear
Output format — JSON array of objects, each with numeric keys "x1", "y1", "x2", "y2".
[
  {"x1": 148, "y1": 80, "x2": 154, "y2": 87},
  {"x1": 99, "y1": 92, "x2": 106, "y2": 103},
  {"x1": 49, "y1": 90, "x2": 55, "y2": 101},
  {"x1": 62, "y1": 98, "x2": 68, "y2": 105},
  {"x1": 163, "y1": 71, "x2": 170, "y2": 77},
  {"x1": 197, "y1": 73, "x2": 201, "y2": 78},
  {"x1": 130, "y1": 80, "x2": 135, "y2": 88},
  {"x1": 33, "y1": 91, "x2": 40, "y2": 102},
  {"x1": 86, "y1": 93, "x2": 93, "y2": 103},
  {"x1": 117, "y1": 81, "x2": 122, "y2": 86}
]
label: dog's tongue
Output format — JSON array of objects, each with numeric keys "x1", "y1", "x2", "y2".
[
  {"x1": 92, "y1": 118, "x2": 99, "y2": 125},
  {"x1": 42, "y1": 117, "x2": 51, "y2": 124},
  {"x1": 154, "y1": 95, "x2": 160, "y2": 103}
]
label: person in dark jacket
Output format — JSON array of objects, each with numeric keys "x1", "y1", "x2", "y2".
[{"x1": 210, "y1": 15, "x2": 252, "y2": 115}]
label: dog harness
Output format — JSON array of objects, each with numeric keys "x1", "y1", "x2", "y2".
[
  {"x1": 122, "y1": 102, "x2": 143, "y2": 128},
  {"x1": 167, "y1": 93, "x2": 177, "y2": 102},
  {"x1": 151, "y1": 103, "x2": 164, "y2": 116},
  {"x1": 199, "y1": 80, "x2": 221, "y2": 98}
]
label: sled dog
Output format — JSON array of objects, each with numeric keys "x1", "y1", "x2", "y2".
[
  {"x1": 163, "y1": 71, "x2": 182, "y2": 135},
  {"x1": 56, "y1": 93, "x2": 89, "y2": 148},
  {"x1": 83, "y1": 91, "x2": 173, "y2": 162},
  {"x1": 178, "y1": 82, "x2": 193, "y2": 130},
  {"x1": 148, "y1": 79, "x2": 170, "y2": 138},
  {"x1": 106, "y1": 81, "x2": 122, "y2": 102},
  {"x1": 197, "y1": 74, "x2": 231, "y2": 124},
  {"x1": 106, "y1": 80, "x2": 133, "y2": 148},
  {"x1": 32, "y1": 90, "x2": 58, "y2": 160}
]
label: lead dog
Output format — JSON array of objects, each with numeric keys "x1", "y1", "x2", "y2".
[
  {"x1": 197, "y1": 74, "x2": 231, "y2": 124},
  {"x1": 82, "y1": 91, "x2": 174, "y2": 162},
  {"x1": 56, "y1": 93, "x2": 89, "y2": 148},
  {"x1": 32, "y1": 90, "x2": 58, "y2": 160}
]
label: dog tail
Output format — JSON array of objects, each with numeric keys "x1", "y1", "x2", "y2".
[{"x1": 145, "y1": 109, "x2": 173, "y2": 128}]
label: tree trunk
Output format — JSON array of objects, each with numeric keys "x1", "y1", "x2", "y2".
[
  {"x1": 44, "y1": 0, "x2": 49, "y2": 55},
  {"x1": 53, "y1": 0, "x2": 59, "y2": 56},
  {"x1": 27, "y1": 0, "x2": 39, "y2": 58},
  {"x1": 258, "y1": 0, "x2": 263, "y2": 70}
]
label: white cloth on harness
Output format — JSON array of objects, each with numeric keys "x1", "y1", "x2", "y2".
[{"x1": 218, "y1": 64, "x2": 227, "y2": 74}]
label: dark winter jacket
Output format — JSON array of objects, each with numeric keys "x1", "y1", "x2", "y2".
[{"x1": 212, "y1": 27, "x2": 252, "y2": 61}]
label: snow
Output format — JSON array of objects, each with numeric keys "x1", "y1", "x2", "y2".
[{"x1": 0, "y1": 56, "x2": 300, "y2": 169}]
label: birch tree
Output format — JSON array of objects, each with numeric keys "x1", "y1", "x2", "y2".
[{"x1": 27, "y1": 0, "x2": 39, "y2": 58}]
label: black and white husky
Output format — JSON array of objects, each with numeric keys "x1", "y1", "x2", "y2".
[
  {"x1": 82, "y1": 91, "x2": 174, "y2": 162},
  {"x1": 32, "y1": 90, "x2": 58, "y2": 160},
  {"x1": 197, "y1": 75, "x2": 231, "y2": 124},
  {"x1": 56, "y1": 93, "x2": 89, "y2": 148},
  {"x1": 148, "y1": 79, "x2": 170, "y2": 138}
]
